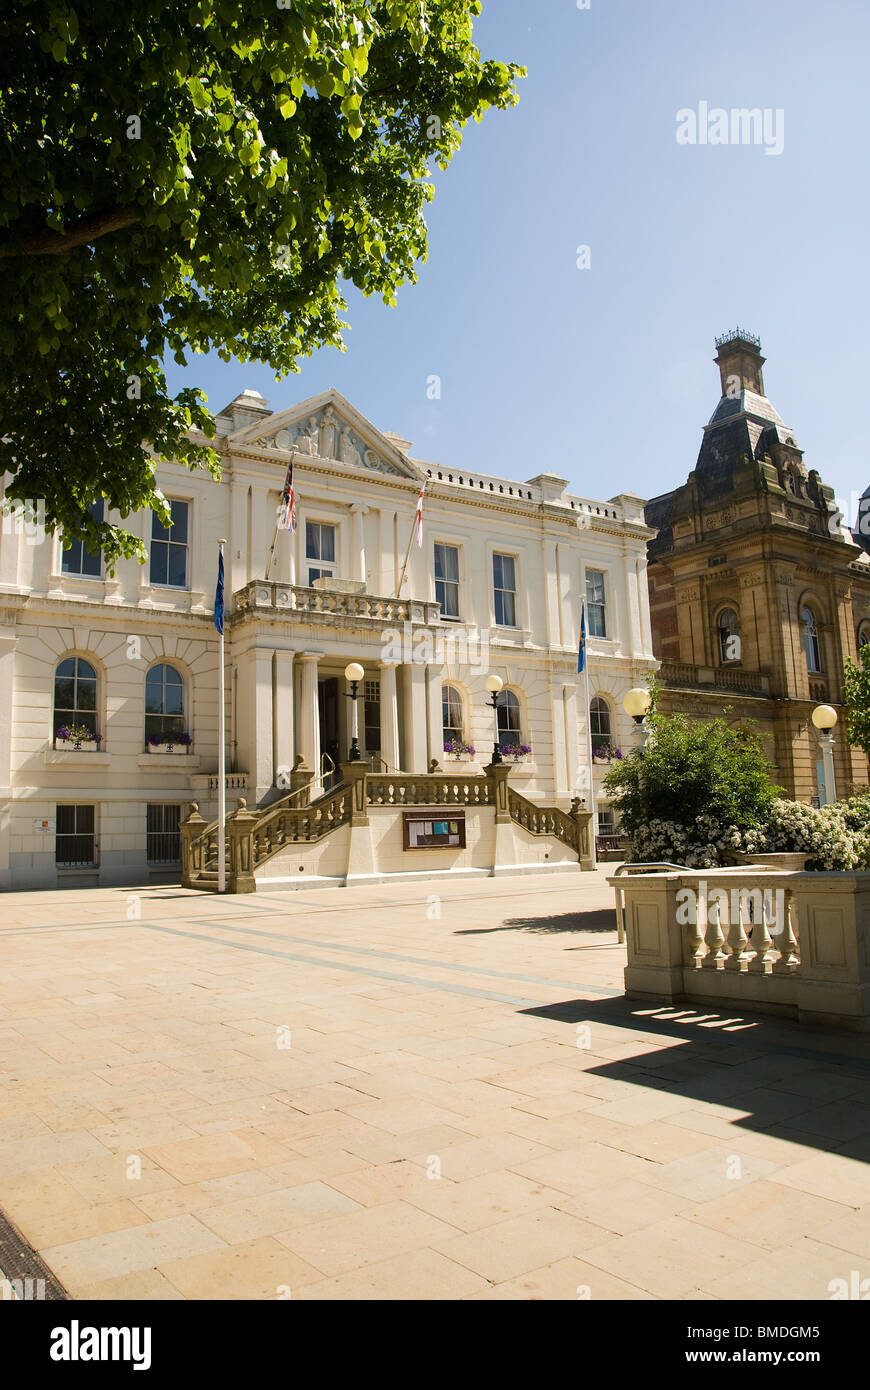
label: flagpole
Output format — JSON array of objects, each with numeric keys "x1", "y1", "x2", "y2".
[
  {"x1": 578, "y1": 600, "x2": 597, "y2": 869},
  {"x1": 395, "y1": 481, "x2": 425, "y2": 598},
  {"x1": 217, "y1": 539, "x2": 227, "y2": 895},
  {"x1": 583, "y1": 653, "x2": 597, "y2": 869}
]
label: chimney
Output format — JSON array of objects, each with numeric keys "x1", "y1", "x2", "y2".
[{"x1": 714, "y1": 329, "x2": 765, "y2": 398}]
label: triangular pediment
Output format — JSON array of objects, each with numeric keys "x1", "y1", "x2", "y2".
[{"x1": 228, "y1": 388, "x2": 424, "y2": 481}]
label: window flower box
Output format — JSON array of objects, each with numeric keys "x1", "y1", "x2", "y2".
[
  {"x1": 443, "y1": 739, "x2": 476, "y2": 762},
  {"x1": 147, "y1": 733, "x2": 192, "y2": 754},
  {"x1": 498, "y1": 743, "x2": 532, "y2": 763},
  {"x1": 592, "y1": 744, "x2": 623, "y2": 764},
  {"x1": 54, "y1": 724, "x2": 102, "y2": 751}
]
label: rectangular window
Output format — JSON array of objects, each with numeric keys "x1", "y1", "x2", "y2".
[
  {"x1": 597, "y1": 806, "x2": 616, "y2": 835},
  {"x1": 55, "y1": 804, "x2": 96, "y2": 867},
  {"x1": 306, "y1": 521, "x2": 337, "y2": 586},
  {"x1": 62, "y1": 501, "x2": 104, "y2": 578},
  {"x1": 364, "y1": 678, "x2": 381, "y2": 755},
  {"x1": 493, "y1": 553, "x2": 517, "y2": 628},
  {"x1": 146, "y1": 804, "x2": 181, "y2": 864},
  {"x1": 434, "y1": 544, "x2": 460, "y2": 620},
  {"x1": 150, "y1": 499, "x2": 189, "y2": 588},
  {"x1": 586, "y1": 569, "x2": 607, "y2": 638}
]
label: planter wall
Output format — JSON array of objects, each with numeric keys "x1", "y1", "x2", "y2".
[{"x1": 610, "y1": 867, "x2": 870, "y2": 1030}]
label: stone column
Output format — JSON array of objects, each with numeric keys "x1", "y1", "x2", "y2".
[
  {"x1": 625, "y1": 553, "x2": 641, "y2": 657},
  {"x1": 236, "y1": 647, "x2": 274, "y2": 805},
  {"x1": 562, "y1": 679, "x2": 580, "y2": 797},
  {"x1": 400, "y1": 662, "x2": 428, "y2": 772},
  {"x1": 273, "y1": 650, "x2": 295, "y2": 784},
  {"x1": 550, "y1": 679, "x2": 569, "y2": 803},
  {"x1": 350, "y1": 504, "x2": 369, "y2": 586},
  {"x1": 425, "y1": 663, "x2": 444, "y2": 768},
  {"x1": 379, "y1": 662, "x2": 400, "y2": 771},
  {"x1": 298, "y1": 653, "x2": 321, "y2": 789}
]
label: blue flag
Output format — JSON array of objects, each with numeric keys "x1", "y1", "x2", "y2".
[
  {"x1": 214, "y1": 550, "x2": 224, "y2": 634},
  {"x1": 577, "y1": 599, "x2": 586, "y2": 674}
]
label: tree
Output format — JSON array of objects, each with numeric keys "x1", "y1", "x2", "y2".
[
  {"x1": 0, "y1": 1, "x2": 522, "y2": 564},
  {"x1": 603, "y1": 712, "x2": 781, "y2": 864},
  {"x1": 842, "y1": 644, "x2": 870, "y2": 756}
]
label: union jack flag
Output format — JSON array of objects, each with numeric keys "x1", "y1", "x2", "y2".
[{"x1": 279, "y1": 458, "x2": 296, "y2": 533}]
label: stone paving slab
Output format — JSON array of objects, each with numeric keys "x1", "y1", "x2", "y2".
[{"x1": 0, "y1": 869, "x2": 869, "y2": 1300}]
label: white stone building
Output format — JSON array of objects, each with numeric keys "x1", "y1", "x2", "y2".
[{"x1": 0, "y1": 387, "x2": 656, "y2": 890}]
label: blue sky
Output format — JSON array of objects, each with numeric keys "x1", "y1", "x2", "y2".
[{"x1": 165, "y1": 0, "x2": 870, "y2": 514}]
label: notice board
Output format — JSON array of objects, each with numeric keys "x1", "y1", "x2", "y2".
[{"x1": 402, "y1": 811, "x2": 466, "y2": 850}]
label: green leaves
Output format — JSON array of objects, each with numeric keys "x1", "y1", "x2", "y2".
[
  {"x1": 0, "y1": 0, "x2": 522, "y2": 560},
  {"x1": 843, "y1": 646, "x2": 870, "y2": 755}
]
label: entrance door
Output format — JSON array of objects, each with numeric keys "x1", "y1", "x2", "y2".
[{"x1": 319, "y1": 677, "x2": 340, "y2": 788}]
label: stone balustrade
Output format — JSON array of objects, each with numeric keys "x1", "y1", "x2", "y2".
[
  {"x1": 659, "y1": 660, "x2": 770, "y2": 696},
  {"x1": 611, "y1": 867, "x2": 870, "y2": 1029},
  {"x1": 231, "y1": 580, "x2": 443, "y2": 629}
]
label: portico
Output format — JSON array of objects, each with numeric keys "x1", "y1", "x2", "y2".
[{"x1": 231, "y1": 578, "x2": 450, "y2": 803}]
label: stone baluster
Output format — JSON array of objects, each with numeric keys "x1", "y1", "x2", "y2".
[
  {"x1": 773, "y1": 889, "x2": 800, "y2": 972},
  {"x1": 686, "y1": 895, "x2": 705, "y2": 967},
  {"x1": 724, "y1": 885, "x2": 750, "y2": 972},
  {"x1": 749, "y1": 887, "x2": 776, "y2": 974},
  {"x1": 701, "y1": 892, "x2": 727, "y2": 970}
]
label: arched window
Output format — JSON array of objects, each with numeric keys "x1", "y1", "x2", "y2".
[
  {"x1": 442, "y1": 685, "x2": 464, "y2": 748},
  {"x1": 496, "y1": 689, "x2": 522, "y2": 751},
  {"x1": 717, "y1": 608, "x2": 740, "y2": 665},
  {"x1": 802, "y1": 607, "x2": 821, "y2": 673},
  {"x1": 590, "y1": 697, "x2": 612, "y2": 746},
  {"x1": 145, "y1": 664, "x2": 185, "y2": 743},
  {"x1": 858, "y1": 622, "x2": 870, "y2": 651},
  {"x1": 54, "y1": 657, "x2": 97, "y2": 739}
]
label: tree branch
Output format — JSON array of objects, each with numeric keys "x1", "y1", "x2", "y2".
[{"x1": 0, "y1": 206, "x2": 140, "y2": 257}]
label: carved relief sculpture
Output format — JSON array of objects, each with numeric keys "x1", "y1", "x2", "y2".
[{"x1": 319, "y1": 406, "x2": 337, "y2": 460}]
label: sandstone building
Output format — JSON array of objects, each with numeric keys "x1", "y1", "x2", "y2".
[
  {"x1": 645, "y1": 331, "x2": 870, "y2": 802},
  {"x1": 0, "y1": 388, "x2": 655, "y2": 889}
]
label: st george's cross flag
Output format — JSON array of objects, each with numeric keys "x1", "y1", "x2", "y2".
[
  {"x1": 577, "y1": 599, "x2": 587, "y2": 674},
  {"x1": 415, "y1": 486, "x2": 424, "y2": 547},
  {"x1": 279, "y1": 458, "x2": 297, "y2": 533}
]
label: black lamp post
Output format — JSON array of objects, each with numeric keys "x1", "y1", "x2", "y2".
[
  {"x1": 485, "y1": 674, "x2": 504, "y2": 765},
  {"x1": 345, "y1": 662, "x2": 364, "y2": 762}
]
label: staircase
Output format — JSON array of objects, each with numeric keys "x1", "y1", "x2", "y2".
[{"x1": 181, "y1": 761, "x2": 594, "y2": 892}]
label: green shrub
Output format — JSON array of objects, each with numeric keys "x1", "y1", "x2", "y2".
[{"x1": 603, "y1": 713, "x2": 779, "y2": 866}]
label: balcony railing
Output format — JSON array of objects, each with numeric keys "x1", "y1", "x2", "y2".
[
  {"x1": 232, "y1": 580, "x2": 443, "y2": 628},
  {"x1": 659, "y1": 660, "x2": 770, "y2": 696}
]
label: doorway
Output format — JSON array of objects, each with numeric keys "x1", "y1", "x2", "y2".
[{"x1": 318, "y1": 677, "x2": 340, "y2": 788}]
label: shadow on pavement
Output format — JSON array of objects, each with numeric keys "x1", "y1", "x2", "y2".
[
  {"x1": 456, "y1": 907, "x2": 618, "y2": 936},
  {"x1": 519, "y1": 994, "x2": 870, "y2": 1162}
]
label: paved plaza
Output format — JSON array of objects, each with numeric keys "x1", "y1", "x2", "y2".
[{"x1": 2, "y1": 869, "x2": 870, "y2": 1301}]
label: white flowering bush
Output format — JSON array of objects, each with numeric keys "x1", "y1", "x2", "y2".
[
  {"x1": 630, "y1": 799, "x2": 865, "y2": 871},
  {"x1": 743, "y1": 799, "x2": 859, "y2": 871},
  {"x1": 631, "y1": 816, "x2": 743, "y2": 869}
]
